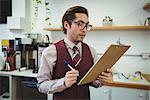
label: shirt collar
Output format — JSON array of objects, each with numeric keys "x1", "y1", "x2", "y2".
[{"x1": 64, "y1": 38, "x2": 81, "y2": 50}]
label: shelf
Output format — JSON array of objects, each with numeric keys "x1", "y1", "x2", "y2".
[
  {"x1": 44, "y1": 26, "x2": 150, "y2": 31},
  {"x1": 44, "y1": 28, "x2": 63, "y2": 31},
  {"x1": 91, "y1": 26, "x2": 150, "y2": 31}
]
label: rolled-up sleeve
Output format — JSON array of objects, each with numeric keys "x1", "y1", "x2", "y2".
[{"x1": 37, "y1": 45, "x2": 67, "y2": 94}]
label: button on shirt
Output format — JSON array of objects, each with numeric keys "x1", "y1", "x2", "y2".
[{"x1": 37, "y1": 38, "x2": 98, "y2": 94}]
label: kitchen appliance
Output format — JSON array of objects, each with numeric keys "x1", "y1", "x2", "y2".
[
  {"x1": 37, "y1": 35, "x2": 51, "y2": 69},
  {"x1": 144, "y1": 17, "x2": 150, "y2": 26},
  {"x1": 1, "y1": 39, "x2": 16, "y2": 71},
  {"x1": 15, "y1": 36, "x2": 38, "y2": 71}
]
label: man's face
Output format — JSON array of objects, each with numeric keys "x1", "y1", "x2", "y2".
[{"x1": 66, "y1": 13, "x2": 90, "y2": 44}]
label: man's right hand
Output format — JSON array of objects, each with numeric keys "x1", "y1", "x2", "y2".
[{"x1": 64, "y1": 69, "x2": 79, "y2": 87}]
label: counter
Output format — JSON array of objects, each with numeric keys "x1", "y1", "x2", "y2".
[
  {"x1": 0, "y1": 70, "x2": 150, "y2": 90},
  {"x1": 107, "y1": 81, "x2": 150, "y2": 90},
  {"x1": 107, "y1": 73, "x2": 150, "y2": 90},
  {"x1": 0, "y1": 70, "x2": 150, "y2": 100}
]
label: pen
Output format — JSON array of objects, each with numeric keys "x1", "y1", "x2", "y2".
[
  {"x1": 121, "y1": 73, "x2": 129, "y2": 79},
  {"x1": 63, "y1": 60, "x2": 74, "y2": 70}
]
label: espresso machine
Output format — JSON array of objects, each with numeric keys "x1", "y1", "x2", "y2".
[
  {"x1": 15, "y1": 35, "x2": 39, "y2": 72},
  {"x1": 1, "y1": 33, "x2": 50, "y2": 73}
]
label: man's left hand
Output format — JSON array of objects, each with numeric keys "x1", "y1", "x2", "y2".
[{"x1": 97, "y1": 69, "x2": 113, "y2": 85}]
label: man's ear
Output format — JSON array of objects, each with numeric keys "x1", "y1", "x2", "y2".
[{"x1": 64, "y1": 21, "x2": 70, "y2": 29}]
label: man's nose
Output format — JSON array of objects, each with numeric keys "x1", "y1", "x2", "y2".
[{"x1": 82, "y1": 26, "x2": 87, "y2": 32}]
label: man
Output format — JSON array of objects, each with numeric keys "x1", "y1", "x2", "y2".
[{"x1": 37, "y1": 6, "x2": 112, "y2": 100}]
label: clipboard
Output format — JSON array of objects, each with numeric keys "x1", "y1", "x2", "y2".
[{"x1": 78, "y1": 44, "x2": 130, "y2": 85}]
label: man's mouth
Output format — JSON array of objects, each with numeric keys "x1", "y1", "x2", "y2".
[{"x1": 79, "y1": 34, "x2": 85, "y2": 37}]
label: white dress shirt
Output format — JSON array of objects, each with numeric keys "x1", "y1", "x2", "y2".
[{"x1": 37, "y1": 38, "x2": 98, "y2": 94}]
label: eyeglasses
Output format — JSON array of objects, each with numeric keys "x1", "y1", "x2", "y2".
[{"x1": 68, "y1": 20, "x2": 92, "y2": 31}]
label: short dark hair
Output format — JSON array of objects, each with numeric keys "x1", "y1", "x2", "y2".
[{"x1": 62, "y1": 6, "x2": 89, "y2": 34}]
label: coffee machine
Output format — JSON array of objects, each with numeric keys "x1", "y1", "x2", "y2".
[
  {"x1": 1, "y1": 33, "x2": 50, "y2": 73},
  {"x1": 15, "y1": 36, "x2": 38, "y2": 71},
  {"x1": 15, "y1": 33, "x2": 47, "y2": 73}
]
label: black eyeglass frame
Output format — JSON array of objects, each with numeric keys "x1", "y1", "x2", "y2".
[{"x1": 68, "y1": 20, "x2": 92, "y2": 31}]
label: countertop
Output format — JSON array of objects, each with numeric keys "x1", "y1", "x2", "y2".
[
  {"x1": 106, "y1": 73, "x2": 150, "y2": 90},
  {"x1": 0, "y1": 70, "x2": 150, "y2": 90},
  {"x1": 107, "y1": 81, "x2": 150, "y2": 90},
  {"x1": 0, "y1": 69, "x2": 37, "y2": 78}
]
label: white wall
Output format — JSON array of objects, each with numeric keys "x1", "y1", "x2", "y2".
[
  {"x1": 51, "y1": 30, "x2": 150, "y2": 73},
  {"x1": 48, "y1": 0, "x2": 149, "y2": 26},
  {"x1": 47, "y1": 0, "x2": 150, "y2": 73},
  {"x1": 12, "y1": 0, "x2": 25, "y2": 17},
  {"x1": 85, "y1": 31, "x2": 150, "y2": 73}
]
